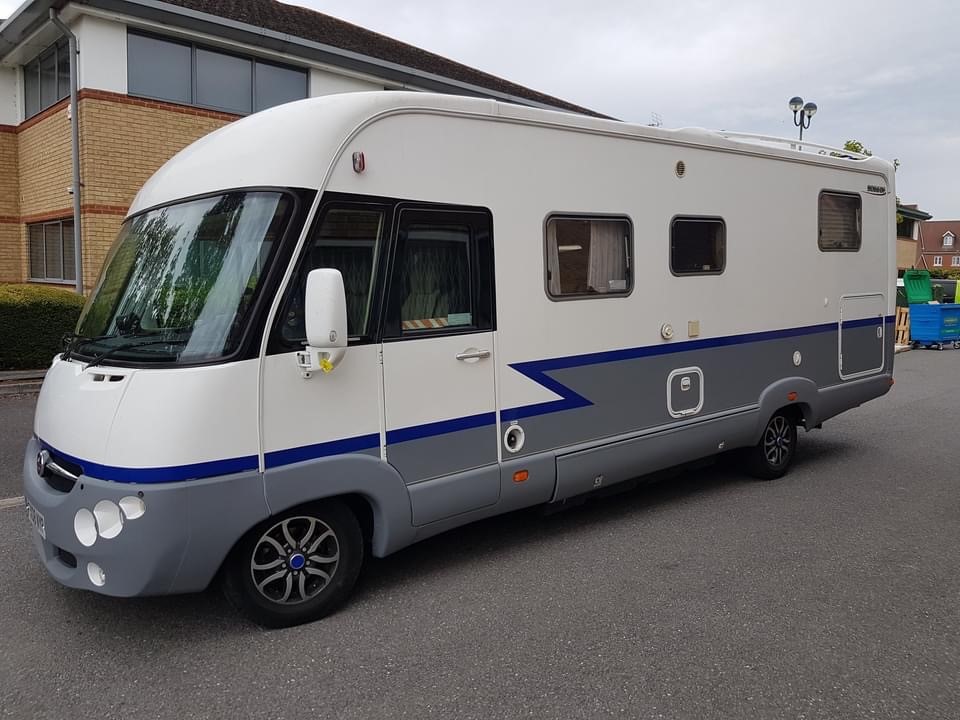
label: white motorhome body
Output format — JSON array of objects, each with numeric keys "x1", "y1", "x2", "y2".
[{"x1": 23, "y1": 92, "x2": 896, "y2": 626}]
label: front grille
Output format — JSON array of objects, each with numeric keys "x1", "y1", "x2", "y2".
[
  {"x1": 42, "y1": 450, "x2": 82, "y2": 493},
  {"x1": 54, "y1": 546, "x2": 78, "y2": 568}
]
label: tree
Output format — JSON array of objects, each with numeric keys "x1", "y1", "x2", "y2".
[{"x1": 843, "y1": 139, "x2": 872, "y2": 156}]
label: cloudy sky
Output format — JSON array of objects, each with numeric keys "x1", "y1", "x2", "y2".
[
  {"x1": 1, "y1": 0, "x2": 955, "y2": 216},
  {"x1": 293, "y1": 0, "x2": 959, "y2": 218}
]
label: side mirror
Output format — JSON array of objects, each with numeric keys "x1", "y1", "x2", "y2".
[
  {"x1": 296, "y1": 268, "x2": 347, "y2": 378},
  {"x1": 305, "y1": 268, "x2": 348, "y2": 348}
]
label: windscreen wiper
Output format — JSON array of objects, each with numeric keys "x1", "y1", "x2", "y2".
[
  {"x1": 62, "y1": 332, "x2": 126, "y2": 361},
  {"x1": 84, "y1": 338, "x2": 187, "y2": 370}
]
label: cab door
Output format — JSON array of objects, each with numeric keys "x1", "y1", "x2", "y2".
[{"x1": 380, "y1": 207, "x2": 499, "y2": 525}]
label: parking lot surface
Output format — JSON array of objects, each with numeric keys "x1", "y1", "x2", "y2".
[{"x1": 1, "y1": 349, "x2": 958, "y2": 719}]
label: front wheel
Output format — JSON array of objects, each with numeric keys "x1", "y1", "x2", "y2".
[
  {"x1": 224, "y1": 499, "x2": 363, "y2": 628},
  {"x1": 742, "y1": 411, "x2": 798, "y2": 480}
]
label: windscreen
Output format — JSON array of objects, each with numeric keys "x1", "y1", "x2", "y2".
[{"x1": 73, "y1": 191, "x2": 292, "y2": 365}]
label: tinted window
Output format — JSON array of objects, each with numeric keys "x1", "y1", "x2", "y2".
[
  {"x1": 127, "y1": 31, "x2": 307, "y2": 115},
  {"x1": 546, "y1": 216, "x2": 631, "y2": 298},
  {"x1": 127, "y1": 33, "x2": 192, "y2": 104},
  {"x1": 819, "y1": 192, "x2": 861, "y2": 251},
  {"x1": 39, "y1": 48, "x2": 57, "y2": 109},
  {"x1": 255, "y1": 62, "x2": 308, "y2": 112},
  {"x1": 24, "y1": 62, "x2": 39, "y2": 118},
  {"x1": 196, "y1": 48, "x2": 252, "y2": 114},
  {"x1": 28, "y1": 219, "x2": 75, "y2": 282},
  {"x1": 399, "y1": 224, "x2": 472, "y2": 331},
  {"x1": 279, "y1": 207, "x2": 385, "y2": 344},
  {"x1": 384, "y1": 209, "x2": 494, "y2": 338},
  {"x1": 57, "y1": 39, "x2": 70, "y2": 98},
  {"x1": 671, "y1": 218, "x2": 725, "y2": 275},
  {"x1": 22, "y1": 40, "x2": 69, "y2": 119}
]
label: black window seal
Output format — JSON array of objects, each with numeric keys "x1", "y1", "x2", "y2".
[
  {"x1": 67, "y1": 186, "x2": 312, "y2": 370},
  {"x1": 381, "y1": 204, "x2": 495, "y2": 341},
  {"x1": 669, "y1": 215, "x2": 727, "y2": 277},
  {"x1": 268, "y1": 198, "x2": 394, "y2": 355},
  {"x1": 817, "y1": 190, "x2": 862, "y2": 253},
  {"x1": 543, "y1": 213, "x2": 634, "y2": 302}
]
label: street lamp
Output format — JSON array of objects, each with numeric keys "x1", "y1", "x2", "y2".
[{"x1": 789, "y1": 96, "x2": 817, "y2": 141}]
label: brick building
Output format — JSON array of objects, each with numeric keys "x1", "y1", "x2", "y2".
[
  {"x1": 917, "y1": 219, "x2": 960, "y2": 272},
  {"x1": 895, "y1": 203, "x2": 932, "y2": 271},
  {"x1": 0, "y1": 0, "x2": 599, "y2": 292}
]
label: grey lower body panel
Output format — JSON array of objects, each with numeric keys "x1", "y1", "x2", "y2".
[{"x1": 22, "y1": 436, "x2": 269, "y2": 597}]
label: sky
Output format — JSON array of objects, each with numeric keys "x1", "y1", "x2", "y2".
[{"x1": 1, "y1": 0, "x2": 956, "y2": 216}]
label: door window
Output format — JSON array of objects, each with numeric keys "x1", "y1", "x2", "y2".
[
  {"x1": 276, "y1": 206, "x2": 385, "y2": 346},
  {"x1": 384, "y1": 209, "x2": 494, "y2": 338}
]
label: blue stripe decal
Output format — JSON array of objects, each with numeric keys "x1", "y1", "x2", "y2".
[
  {"x1": 501, "y1": 317, "x2": 894, "y2": 422},
  {"x1": 264, "y1": 433, "x2": 380, "y2": 469},
  {"x1": 38, "y1": 315, "x2": 894, "y2": 483},
  {"x1": 842, "y1": 316, "x2": 888, "y2": 329},
  {"x1": 38, "y1": 439, "x2": 258, "y2": 484},
  {"x1": 386, "y1": 411, "x2": 497, "y2": 445}
]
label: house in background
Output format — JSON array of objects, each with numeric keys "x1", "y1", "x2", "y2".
[
  {"x1": 917, "y1": 219, "x2": 960, "y2": 272},
  {"x1": 0, "y1": 0, "x2": 601, "y2": 293},
  {"x1": 896, "y1": 203, "x2": 932, "y2": 271}
]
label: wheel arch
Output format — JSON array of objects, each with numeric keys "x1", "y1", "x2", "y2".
[{"x1": 753, "y1": 377, "x2": 819, "y2": 443}]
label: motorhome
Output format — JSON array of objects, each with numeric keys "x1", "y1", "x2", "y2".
[{"x1": 23, "y1": 92, "x2": 896, "y2": 627}]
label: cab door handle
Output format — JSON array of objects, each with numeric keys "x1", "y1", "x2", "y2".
[{"x1": 456, "y1": 348, "x2": 491, "y2": 362}]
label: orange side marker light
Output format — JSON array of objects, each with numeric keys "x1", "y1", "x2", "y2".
[
  {"x1": 513, "y1": 470, "x2": 529, "y2": 483},
  {"x1": 787, "y1": 391, "x2": 798, "y2": 402}
]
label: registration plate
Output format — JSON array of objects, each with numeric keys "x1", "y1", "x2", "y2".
[{"x1": 25, "y1": 501, "x2": 45, "y2": 539}]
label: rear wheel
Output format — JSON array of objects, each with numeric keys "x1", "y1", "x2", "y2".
[
  {"x1": 224, "y1": 500, "x2": 363, "y2": 628},
  {"x1": 743, "y1": 410, "x2": 797, "y2": 480}
]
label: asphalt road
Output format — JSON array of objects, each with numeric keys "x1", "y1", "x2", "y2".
[
  {"x1": 0, "y1": 394, "x2": 34, "y2": 499},
  {"x1": 1, "y1": 350, "x2": 958, "y2": 719}
]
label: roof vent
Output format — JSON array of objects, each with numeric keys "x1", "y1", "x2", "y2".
[{"x1": 675, "y1": 161, "x2": 686, "y2": 178}]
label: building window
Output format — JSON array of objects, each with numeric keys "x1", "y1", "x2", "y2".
[
  {"x1": 670, "y1": 217, "x2": 725, "y2": 275},
  {"x1": 28, "y1": 219, "x2": 76, "y2": 283},
  {"x1": 952, "y1": 256, "x2": 960, "y2": 267},
  {"x1": 934, "y1": 256, "x2": 943, "y2": 267},
  {"x1": 944, "y1": 232, "x2": 955, "y2": 248},
  {"x1": 127, "y1": 31, "x2": 308, "y2": 114},
  {"x1": 545, "y1": 216, "x2": 632, "y2": 298},
  {"x1": 23, "y1": 38, "x2": 70, "y2": 119},
  {"x1": 818, "y1": 192, "x2": 861, "y2": 251}
]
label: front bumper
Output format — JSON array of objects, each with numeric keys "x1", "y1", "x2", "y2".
[{"x1": 22, "y1": 436, "x2": 269, "y2": 597}]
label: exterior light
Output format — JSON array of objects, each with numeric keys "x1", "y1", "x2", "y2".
[
  {"x1": 788, "y1": 96, "x2": 817, "y2": 142},
  {"x1": 87, "y1": 562, "x2": 106, "y2": 587},
  {"x1": 74, "y1": 508, "x2": 98, "y2": 547}
]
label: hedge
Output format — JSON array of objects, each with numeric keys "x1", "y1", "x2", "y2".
[{"x1": 0, "y1": 284, "x2": 86, "y2": 370}]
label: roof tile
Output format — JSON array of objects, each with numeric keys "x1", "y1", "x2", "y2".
[{"x1": 160, "y1": 0, "x2": 607, "y2": 117}]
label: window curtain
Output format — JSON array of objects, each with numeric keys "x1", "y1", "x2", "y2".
[
  {"x1": 587, "y1": 221, "x2": 625, "y2": 293},
  {"x1": 547, "y1": 221, "x2": 562, "y2": 295}
]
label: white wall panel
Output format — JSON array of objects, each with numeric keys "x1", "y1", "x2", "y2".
[
  {"x1": 75, "y1": 15, "x2": 127, "y2": 94},
  {"x1": 0, "y1": 66, "x2": 18, "y2": 124}
]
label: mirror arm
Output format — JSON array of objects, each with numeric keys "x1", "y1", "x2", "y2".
[{"x1": 295, "y1": 346, "x2": 347, "y2": 379}]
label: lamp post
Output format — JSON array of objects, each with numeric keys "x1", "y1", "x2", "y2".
[{"x1": 788, "y1": 96, "x2": 817, "y2": 141}]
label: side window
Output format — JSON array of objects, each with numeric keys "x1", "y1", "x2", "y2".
[
  {"x1": 277, "y1": 206, "x2": 384, "y2": 345},
  {"x1": 671, "y1": 217, "x2": 725, "y2": 275},
  {"x1": 384, "y1": 209, "x2": 494, "y2": 338},
  {"x1": 545, "y1": 216, "x2": 631, "y2": 299},
  {"x1": 819, "y1": 192, "x2": 861, "y2": 251}
]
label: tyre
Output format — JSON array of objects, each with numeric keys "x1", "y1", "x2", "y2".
[
  {"x1": 742, "y1": 410, "x2": 798, "y2": 480},
  {"x1": 224, "y1": 499, "x2": 363, "y2": 628}
]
